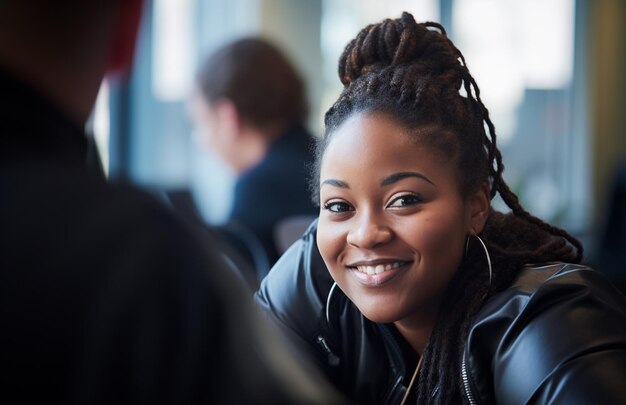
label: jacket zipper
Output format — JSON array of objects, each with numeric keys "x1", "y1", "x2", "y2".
[
  {"x1": 461, "y1": 355, "x2": 477, "y2": 405},
  {"x1": 316, "y1": 335, "x2": 340, "y2": 366}
]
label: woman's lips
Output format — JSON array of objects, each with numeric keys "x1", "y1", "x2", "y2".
[{"x1": 348, "y1": 261, "x2": 410, "y2": 286}]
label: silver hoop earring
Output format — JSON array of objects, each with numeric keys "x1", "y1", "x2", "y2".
[
  {"x1": 326, "y1": 282, "x2": 339, "y2": 325},
  {"x1": 466, "y1": 234, "x2": 493, "y2": 298}
]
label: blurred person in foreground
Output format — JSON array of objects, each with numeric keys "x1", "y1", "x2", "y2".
[
  {"x1": 0, "y1": 0, "x2": 342, "y2": 403},
  {"x1": 189, "y1": 37, "x2": 318, "y2": 281}
]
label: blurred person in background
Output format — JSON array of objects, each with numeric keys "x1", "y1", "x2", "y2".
[
  {"x1": 190, "y1": 37, "x2": 318, "y2": 284},
  {"x1": 0, "y1": 0, "x2": 342, "y2": 403}
]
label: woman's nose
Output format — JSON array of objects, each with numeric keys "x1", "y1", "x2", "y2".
[{"x1": 346, "y1": 215, "x2": 392, "y2": 249}]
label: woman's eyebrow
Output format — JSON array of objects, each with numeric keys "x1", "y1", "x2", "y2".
[
  {"x1": 321, "y1": 179, "x2": 350, "y2": 189},
  {"x1": 381, "y1": 171, "x2": 436, "y2": 187}
]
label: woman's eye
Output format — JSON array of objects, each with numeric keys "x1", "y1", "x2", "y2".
[
  {"x1": 387, "y1": 194, "x2": 423, "y2": 208},
  {"x1": 323, "y1": 201, "x2": 353, "y2": 213}
]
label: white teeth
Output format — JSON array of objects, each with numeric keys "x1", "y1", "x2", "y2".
[{"x1": 355, "y1": 262, "x2": 405, "y2": 275}]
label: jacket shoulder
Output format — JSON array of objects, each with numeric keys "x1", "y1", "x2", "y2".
[
  {"x1": 255, "y1": 221, "x2": 335, "y2": 345},
  {"x1": 465, "y1": 263, "x2": 626, "y2": 404}
]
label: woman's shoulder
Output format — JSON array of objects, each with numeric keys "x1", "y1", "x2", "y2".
[
  {"x1": 485, "y1": 262, "x2": 625, "y2": 319},
  {"x1": 469, "y1": 261, "x2": 626, "y2": 349},
  {"x1": 465, "y1": 262, "x2": 626, "y2": 404}
]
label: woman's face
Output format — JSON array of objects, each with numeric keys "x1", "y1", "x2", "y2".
[{"x1": 317, "y1": 112, "x2": 486, "y2": 326}]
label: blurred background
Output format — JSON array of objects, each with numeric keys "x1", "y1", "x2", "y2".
[{"x1": 92, "y1": 0, "x2": 626, "y2": 273}]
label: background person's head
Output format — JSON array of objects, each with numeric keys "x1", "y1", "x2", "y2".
[
  {"x1": 190, "y1": 37, "x2": 308, "y2": 174},
  {"x1": 0, "y1": 0, "x2": 143, "y2": 125}
]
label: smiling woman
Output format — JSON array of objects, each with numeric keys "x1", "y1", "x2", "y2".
[
  {"x1": 317, "y1": 112, "x2": 481, "y2": 336},
  {"x1": 255, "y1": 12, "x2": 626, "y2": 405}
]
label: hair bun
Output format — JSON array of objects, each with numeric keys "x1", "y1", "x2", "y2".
[{"x1": 338, "y1": 12, "x2": 452, "y2": 87}]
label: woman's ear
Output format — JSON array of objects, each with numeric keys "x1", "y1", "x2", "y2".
[{"x1": 468, "y1": 183, "x2": 490, "y2": 235}]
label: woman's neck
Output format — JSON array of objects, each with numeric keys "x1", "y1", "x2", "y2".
[
  {"x1": 394, "y1": 322, "x2": 431, "y2": 354},
  {"x1": 393, "y1": 306, "x2": 440, "y2": 354}
]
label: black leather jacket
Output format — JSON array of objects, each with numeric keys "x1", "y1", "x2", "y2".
[{"x1": 255, "y1": 222, "x2": 626, "y2": 404}]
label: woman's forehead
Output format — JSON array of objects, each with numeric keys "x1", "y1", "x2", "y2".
[
  {"x1": 323, "y1": 113, "x2": 446, "y2": 163},
  {"x1": 324, "y1": 117, "x2": 449, "y2": 175}
]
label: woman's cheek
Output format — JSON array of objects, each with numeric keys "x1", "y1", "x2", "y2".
[
  {"x1": 412, "y1": 216, "x2": 464, "y2": 266},
  {"x1": 317, "y1": 220, "x2": 343, "y2": 266}
]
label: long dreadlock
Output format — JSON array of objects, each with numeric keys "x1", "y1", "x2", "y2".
[{"x1": 313, "y1": 12, "x2": 583, "y2": 404}]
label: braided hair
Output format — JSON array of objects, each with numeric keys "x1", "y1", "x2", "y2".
[{"x1": 314, "y1": 12, "x2": 583, "y2": 404}]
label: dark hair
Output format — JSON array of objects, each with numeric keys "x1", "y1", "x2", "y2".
[
  {"x1": 0, "y1": 0, "x2": 126, "y2": 56},
  {"x1": 315, "y1": 12, "x2": 583, "y2": 404},
  {"x1": 196, "y1": 37, "x2": 307, "y2": 135}
]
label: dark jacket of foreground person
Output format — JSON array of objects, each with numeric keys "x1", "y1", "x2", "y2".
[
  {"x1": 256, "y1": 221, "x2": 626, "y2": 405},
  {"x1": 0, "y1": 70, "x2": 342, "y2": 405}
]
